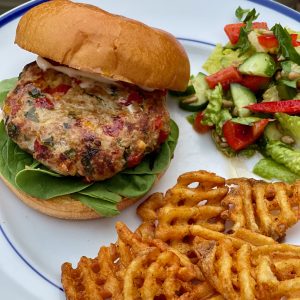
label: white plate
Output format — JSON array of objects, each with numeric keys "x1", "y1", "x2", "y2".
[{"x1": 0, "y1": 0, "x2": 299, "y2": 299}]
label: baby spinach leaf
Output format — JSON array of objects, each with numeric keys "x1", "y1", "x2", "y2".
[
  {"x1": 105, "y1": 173, "x2": 156, "y2": 198},
  {"x1": 15, "y1": 168, "x2": 92, "y2": 199},
  {"x1": 168, "y1": 120, "x2": 179, "y2": 155},
  {"x1": 72, "y1": 194, "x2": 119, "y2": 217},
  {"x1": 0, "y1": 78, "x2": 17, "y2": 106},
  {"x1": 78, "y1": 182, "x2": 121, "y2": 203},
  {"x1": 0, "y1": 122, "x2": 34, "y2": 186}
]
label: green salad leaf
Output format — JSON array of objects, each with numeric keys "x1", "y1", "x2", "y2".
[
  {"x1": 253, "y1": 157, "x2": 300, "y2": 183},
  {"x1": 266, "y1": 141, "x2": 300, "y2": 175},
  {"x1": 202, "y1": 44, "x2": 250, "y2": 74},
  {"x1": 0, "y1": 78, "x2": 17, "y2": 106},
  {"x1": 272, "y1": 24, "x2": 300, "y2": 65},
  {"x1": 231, "y1": 117, "x2": 262, "y2": 126},
  {"x1": 235, "y1": 7, "x2": 259, "y2": 23},
  {"x1": 202, "y1": 84, "x2": 223, "y2": 126}
]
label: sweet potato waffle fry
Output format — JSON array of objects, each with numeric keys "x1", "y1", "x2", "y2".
[
  {"x1": 222, "y1": 178, "x2": 300, "y2": 240},
  {"x1": 62, "y1": 222, "x2": 221, "y2": 299},
  {"x1": 196, "y1": 239, "x2": 300, "y2": 300}
]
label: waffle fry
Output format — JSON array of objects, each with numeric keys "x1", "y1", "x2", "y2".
[
  {"x1": 137, "y1": 171, "x2": 230, "y2": 255},
  {"x1": 196, "y1": 239, "x2": 300, "y2": 300},
  {"x1": 62, "y1": 222, "x2": 220, "y2": 300},
  {"x1": 222, "y1": 178, "x2": 300, "y2": 240},
  {"x1": 137, "y1": 171, "x2": 276, "y2": 259},
  {"x1": 62, "y1": 170, "x2": 300, "y2": 300}
]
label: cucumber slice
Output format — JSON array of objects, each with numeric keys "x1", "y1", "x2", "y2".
[
  {"x1": 263, "y1": 122, "x2": 283, "y2": 142},
  {"x1": 276, "y1": 81, "x2": 297, "y2": 100},
  {"x1": 230, "y1": 83, "x2": 257, "y2": 117},
  {"x1": 179, "y1": 72, "x2": 209, "y2": 111},
  {"x1": 238, "y1": 53, "x2": 276, "y2": 77}
]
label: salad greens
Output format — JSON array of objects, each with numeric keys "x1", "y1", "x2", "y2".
[
  {"x1": 170, "y1": 7, "x2": 300, "y2": 183},
  {"x1": 0, "y1": 79, "x2": 179, "y2": 216}
]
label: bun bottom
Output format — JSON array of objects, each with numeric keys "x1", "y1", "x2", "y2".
[{"x1": 0, "y1": 173, "x2": 150, "y2": 220}]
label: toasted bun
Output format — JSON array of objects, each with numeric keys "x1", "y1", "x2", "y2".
[
  {"x1": 15, "y1": 0, "x2": 190, "y2": 91},
  {"x1": 0, "y1": 173, "x2": 161, "y2": 220}
]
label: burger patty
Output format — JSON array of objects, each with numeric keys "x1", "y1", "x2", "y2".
[{"x1": 3, "y1": 62, "x2": 170, "y2": 181}]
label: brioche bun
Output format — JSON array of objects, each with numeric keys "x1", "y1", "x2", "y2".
[
  {"x1": 0, "y1": 172, "x2": 159, "y2": 219},
  {"x1": 15, "y1": 0, "x2": 190, "y2": 91}
]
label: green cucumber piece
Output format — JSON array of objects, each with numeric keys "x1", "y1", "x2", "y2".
[
  {"x1": 179, "y1": 72, "x2": 209, "y2": 111},
  {"x1": 230, "y1": 83, "x2": 257, "y2": 117},
  {"x1": 276, "y1": 81, "x2": 297, "y2": 100},
  {"x1": 263, "y1": 122, "x2": 283, "y2": 142},
  {"x1": 238, "y1": 53, "x2": 276, "y2": 77}
]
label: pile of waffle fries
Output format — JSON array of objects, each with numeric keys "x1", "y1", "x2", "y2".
[{"x1": 62, "y1": 170, "x2": 300, "y2": 299}]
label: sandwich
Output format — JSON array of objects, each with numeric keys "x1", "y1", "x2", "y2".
[{"x1": 0, "y1": 0, "x2": 190, "y2": 219}]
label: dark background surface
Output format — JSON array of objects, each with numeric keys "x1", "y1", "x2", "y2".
[{"x1": 0, "y1": 0, "x2": 299, "y2": 15}]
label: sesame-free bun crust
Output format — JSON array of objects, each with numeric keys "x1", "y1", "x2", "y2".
[
  {"x1": 15, "y1": 0, "x2": 190, "y2": 91},
  {"x1": 0, "y1": 172, "x2": 161, "y2": 220}
]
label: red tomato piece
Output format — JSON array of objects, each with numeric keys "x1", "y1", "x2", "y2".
[
  {"x1": 257, "y1": 34, "x2": 278, "y2": 48},
  {"x1": 193, "y1": 111, "x2": 212, "y2": 134},
  {"x1": 223, "y1": 119, "x2": 269, "y2": 151},
  {"x1": 291, "y1": 34, "x2": 300, "y2": 47},
  {"x1": 224, "y1": 22, "x2": 268, "y2": 45},
  {"x1": 205, "y1": 66, "x2": 243, "y2": 90},
  {"x1": 240, "y1": 75, "x2": 270, "y2": 92},
  {"x1": 258, "y1": 33, "x2": 300, "y2": 48},
  {"x1": 246, "y1": 100, "x2": 300, "y2": 114}
]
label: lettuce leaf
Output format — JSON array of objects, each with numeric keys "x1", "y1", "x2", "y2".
[
  {"x1": 253, "y1": 157, "x2": 300, "y2": 183},
  {"x1": 202, "y1": 44, "x2": 250, "y2": 74},
  {"x1": 202, "y1": 84, "x2": 223, "y2": 126}
]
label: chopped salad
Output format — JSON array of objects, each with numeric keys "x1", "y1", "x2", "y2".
[{"x1": 172, "y1": 7, "x2": 300, "y2": 183}]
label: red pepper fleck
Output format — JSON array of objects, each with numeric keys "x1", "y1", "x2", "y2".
[
  {"x1": 154, "y1": 117, "x2": 162, "y2": 130},
  {"x1": 44, "y1": 84, "x2": 71, "y2": 95},
  {"x1": 158, "y1": 130, "x2": 169, "y2": 144},
  {"x1": 118, "y1": 91, "x2": 143, "y2": 106},
  {"x1": 34, "y1": 139, "x2": 51, "y2": 160},
  {"x1": 127, "y1": 153, "x2": 143, "y2": 168},
  {"x1": 103, "y1": 117, "x2": 124, "y2": 137},
  {"x1": 35, "y1": 97, "x2": 54, "y2": 110},
  {"x1": 11, "y1": 103, "x2": 21, "y2": 115}
]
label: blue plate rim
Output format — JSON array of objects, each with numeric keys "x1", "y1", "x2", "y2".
[{"x1": 0, "y1": 0, "x2": 299, "y2": 293}]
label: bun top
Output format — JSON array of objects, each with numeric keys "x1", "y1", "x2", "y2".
[{"x1": 15, "y1": 0, "x2": 190, "y2": 91}]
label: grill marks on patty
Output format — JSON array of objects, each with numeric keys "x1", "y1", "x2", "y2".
[{"x1": 3, "y1": 62, "x2": 170, "y2": 181}]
